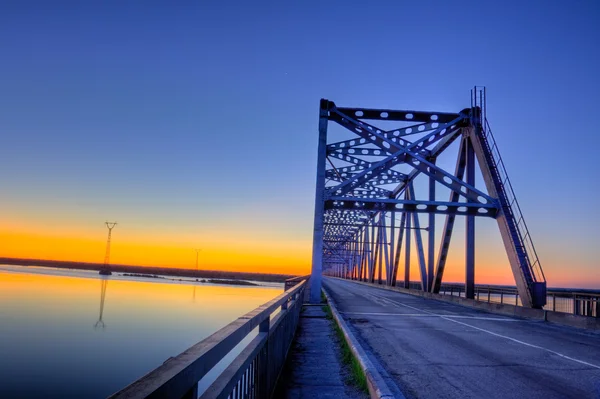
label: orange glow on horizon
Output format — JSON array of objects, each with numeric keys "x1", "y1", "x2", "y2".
[
  {"x1": 0, "y1": 226, "x2": 311, "y2": 275},
  {"x1": 2, "y1": 220, "x2": 596, "y2": 288}
]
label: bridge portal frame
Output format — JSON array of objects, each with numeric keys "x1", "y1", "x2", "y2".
[{"x1": 310, "y1": 88, "x2": 547, "y2": 308}]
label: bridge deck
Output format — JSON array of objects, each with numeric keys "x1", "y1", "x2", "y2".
[{"x1": 324, "y1": 278, "x2": 600, "y2": 399}]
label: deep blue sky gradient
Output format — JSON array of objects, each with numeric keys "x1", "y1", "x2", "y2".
[{"x1": 1, "y1": 1, "x2": 599, "y2": 284}]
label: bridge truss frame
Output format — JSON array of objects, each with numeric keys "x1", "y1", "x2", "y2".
[{"x1": 310, "y1": 88, "x2": 547, "y2": 308}]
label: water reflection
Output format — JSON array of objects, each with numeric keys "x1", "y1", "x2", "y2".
[
  {"x1": 94, "y1": 278, "x2": 109, "y2": 330},
  {"x1": 0, "y1": 266, "x2": 282, "y2": 399}
]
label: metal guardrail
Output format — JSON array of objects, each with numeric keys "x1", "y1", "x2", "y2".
[
  {"x1": 284, "y1": 275, "x2": 309, "y2": 291},
  {"x1": 437, "y1": 282, "x2": 599, "y2": 318},
  {"x1": 109, "y1": 278, "x2": 308, "y2": 399}
]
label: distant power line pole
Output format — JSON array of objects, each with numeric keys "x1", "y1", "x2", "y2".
[{"x1": 100, "y1": 222, "x2": 117, "y2": 275}]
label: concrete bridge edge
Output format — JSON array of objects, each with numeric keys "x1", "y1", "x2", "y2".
[{"x1": 322, "y1": 281, "x2": 405, "y2": 399}]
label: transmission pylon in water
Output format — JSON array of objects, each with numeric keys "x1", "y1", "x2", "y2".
[{"x1": 310, "y1": 87, "x2": 546, "y2": 308}]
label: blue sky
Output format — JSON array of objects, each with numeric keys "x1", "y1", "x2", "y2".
[{"x1": 0, "y1": 1, "x2": 599, "y2": 285}]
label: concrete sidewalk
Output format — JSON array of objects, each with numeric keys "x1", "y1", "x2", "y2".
[{"x1": 274, "y1": 305, "x2": 368, "y2": 399}]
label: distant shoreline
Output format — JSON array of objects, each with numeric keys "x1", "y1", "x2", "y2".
[
  {"x1": 0, "y1": 257, "x2": 296, "y2": 283},
  {"x1": 119, "y1": 272, "x2": 259, "y2": 286}
]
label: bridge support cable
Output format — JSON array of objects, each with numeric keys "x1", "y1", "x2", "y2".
[{"x1": 314, "y1": 88, "x2": 547, "y2": 308}]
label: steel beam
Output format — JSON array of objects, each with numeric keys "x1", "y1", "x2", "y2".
[
  {"x1": 310, "y1": 100, "x2": 328, "y2": 303},
  {"x1": 318, "y1": 95, "x2": 546, "y2": 309},
  {"x1": 433, "y1": 136, "x2": 467, "y2": 293},
  {"x1": 465, "y1": 135, "x2": 476, "y2": 300},
  {"x1": 428, "y1": 163, "x2": 436, "y2": 292}
]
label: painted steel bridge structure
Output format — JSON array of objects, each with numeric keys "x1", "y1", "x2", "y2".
[{"x1": 310, "y1": 87, "x2": 547, "y2": 308}]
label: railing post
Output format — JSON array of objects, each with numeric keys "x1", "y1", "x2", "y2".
[
  {"x1": 552, "y1": 294, "x2": 556, "y2": 312},
  {"x1": 257, "y1": 318, "x2": 270, "y2": 398},
  {"x1": 487, "y1": 288, "x2": 491, "y2": 303},
  {"x1": 500, "y1": 291, "x2": 503, "y2": 304},
  {"x1": 573, "y1": 294, "x2": 578, "y2": 315}
]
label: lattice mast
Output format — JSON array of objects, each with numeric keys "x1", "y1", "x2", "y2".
[{"x1": 101, "y1": 222, "x2": 117, "y2": 274}]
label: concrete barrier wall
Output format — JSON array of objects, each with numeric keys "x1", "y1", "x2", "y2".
[{"x1": 336, "y1": 278, "x2": 600, "y2": 332}]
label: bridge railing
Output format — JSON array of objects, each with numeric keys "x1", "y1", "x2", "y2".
[
  {"x1": 109, "y1": 278, "x2": 308, "y2": 399},
  {"x1": 284, "y1": 275, "x2": 309, "y2": 291},
  {"x1": 438, "y1": 283, "x2": 599, "y2": 318}
]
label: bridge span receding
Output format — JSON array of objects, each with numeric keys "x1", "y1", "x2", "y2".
[{"x1": 324, "y1": 277, "x2": 600, "y2": 398}]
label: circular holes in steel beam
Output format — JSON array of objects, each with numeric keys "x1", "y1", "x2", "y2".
[
  {"x1": 431, "y1": 115, "x2": 439, "y2": 121},
  {"x1": 406, "y1": 113, "x2": 414, "y2": 119},
  {"x1": 381, "y1": 112, "x2": 389, "y2": 118},
  {"x1": 355, "y1": 111, "x2": 364, "y2": 117}
]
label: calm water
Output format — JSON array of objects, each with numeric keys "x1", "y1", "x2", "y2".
[{"x1": 0, "y1": 265, "x2": 282, "y2": 399}]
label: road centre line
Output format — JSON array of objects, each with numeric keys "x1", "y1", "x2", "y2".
[{"x1": 341, "y1": 312, "x2": 521, "y2": 321}]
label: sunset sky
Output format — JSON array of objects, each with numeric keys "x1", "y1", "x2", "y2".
[{"x1": 1, "y1": 2, "x2": 599, "y2": 287}]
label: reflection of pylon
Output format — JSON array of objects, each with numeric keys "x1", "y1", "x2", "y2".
[
  {"x1": 94, "y1": 278, "x2": 108, "y2": 330},
  {"x1": 100, "y1": 222, "x2": 117, "y2": 275}
]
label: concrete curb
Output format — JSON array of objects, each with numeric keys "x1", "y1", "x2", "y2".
[
  {"x1": 322, "y1": 285, "x2": 404, "y2": 399},
  {"x1": 334, "y1": 278, "x2": 600, "y2": 332}
]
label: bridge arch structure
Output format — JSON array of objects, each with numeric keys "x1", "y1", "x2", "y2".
[{"x1": 310, "y1": 88, "x2": 546, "y2": 308}]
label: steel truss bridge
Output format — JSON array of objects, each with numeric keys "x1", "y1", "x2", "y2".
[{"x1": 310, "y1": 87, "x2": 547, "y2": 308}]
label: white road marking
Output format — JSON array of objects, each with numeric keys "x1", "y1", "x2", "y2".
[
  {"x1": 342, "y1": 312, "x2": 521, "y2": 321},
  {"x1": 442, "y1": 317, "x2": 600, "y2": 370},
  {"x1": 355, "y1": 287, "x2": 600, "y2": 371}
]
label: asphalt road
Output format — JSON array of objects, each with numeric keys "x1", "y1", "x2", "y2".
[{"x1": 323, "y1": 277, "x2": 600, "y2": 399}]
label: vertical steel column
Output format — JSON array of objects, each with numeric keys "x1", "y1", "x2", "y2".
[
  {"x1": 389, "y1": 212, "x2": 395, "y2": 285},
  {"x1": 369, "y1": 218, "x2": 377, "y2": 283},
  {"x1": 408, "y1": 184, "x2": 428, "y2": 291},
  {"x1": 310, "y1": 99, "x2": 328, "y2": 303},
  {"x1": 382, "y1": 214, "x2": 390, "y2": 285},
  {"x1": 360, "y1": 226, "x2": 371, "y2": 281},
  {"x1": 465, "y1": 137, "x2": 476, "y2": 300},
  {"x1": 404, "y1": 196, "x2": 412, "y2": 288},
  {"x1": 432, "y1": 136, "x2": 467, "y2": 293},
  {"x1": 371, "y1": 216, "x2": 380, "y2": 283},
  {"x1": 428, "y1": 165, "x2": 436, "y2": 292},
  {"x1": 404, "y1": 214, "x2": 411, "y2": 289},
  {"x1": 392, "y1": 211, "x2": 406, "y2": 286}
]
